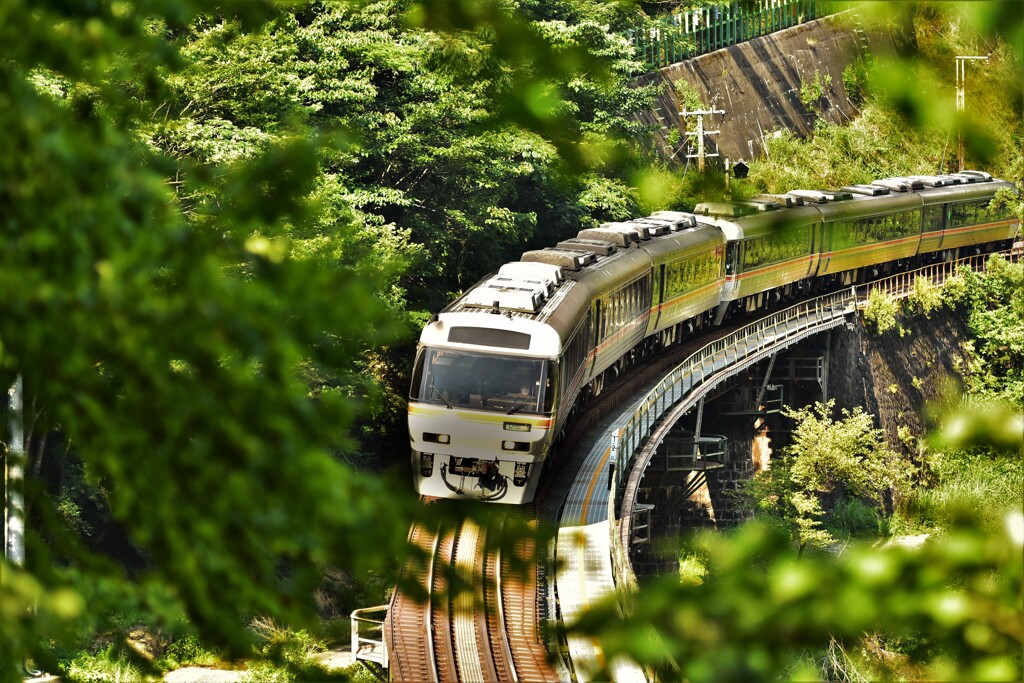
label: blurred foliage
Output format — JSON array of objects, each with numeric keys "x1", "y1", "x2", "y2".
[{"x1": 568, "y1": 514, "x2": 1024, "y2": 682}]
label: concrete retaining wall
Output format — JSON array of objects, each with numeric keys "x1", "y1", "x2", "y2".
[{"x1": 637, "y1": 12, "x2": 908, "y2": 164}]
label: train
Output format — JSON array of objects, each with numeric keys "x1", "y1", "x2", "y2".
[{"x1": 408, "y1": 171, "x2": 1020, "y2": 503}]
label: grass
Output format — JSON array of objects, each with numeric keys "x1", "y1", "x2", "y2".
[
  {"x1": 825, "y1": 497, "x2": 883, "y2": 540},
  {"x1": 892, "y1": 449, "x2": 1023, "y2": 536}
]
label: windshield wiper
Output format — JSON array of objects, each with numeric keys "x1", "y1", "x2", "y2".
[
  {"x1": 507, "y1": 399, "x2": 530, "y2": 415},
  {"x1": 429, "y1": 385, "x2": 452, "y2": 409}
]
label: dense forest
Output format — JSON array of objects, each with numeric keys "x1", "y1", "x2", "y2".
[{"x1": 1, "y1": 0, "x2": 1021, "y2": 681}]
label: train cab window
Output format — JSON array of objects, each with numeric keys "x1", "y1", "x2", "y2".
[
  {"x1": 417, "y1": 348, "x2": 549, "y2": 414},
  {"x1": 409, "y1": 349, "x2": 426, "y2": 400},
  {"x1": 543, "y1": 361, "x2": 558, "y2": 413}
]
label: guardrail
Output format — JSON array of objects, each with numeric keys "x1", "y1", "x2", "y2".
[
  {"x1": 609, "y1": 248, "x2": 1017, "y2": 590},
  {"x1": 351, "y1": 605, "x2": 389, "y2": 669}
]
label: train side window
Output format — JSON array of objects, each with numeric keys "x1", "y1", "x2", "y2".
[
  {"x1": 909, "y1": 211, "x2": 919, "y2": 233},
  {"x1": 974, "y1": 199, "x2": 989, "y2": 223},
  {"x1": 967, "y1": 201, "x2": 979, "y2": 225},
  {"x1": 975, "y1": 200, "x2": 989, "y2": 223},
  {"x1": 923, "y1": 206, "x2": 942, "y2": 231},
  {"x1": 725, "y1": 243, "x2": 737, "y2": 274},
  {"x1": 950, "y1": 202, "x2": 969, "y2": 228}
]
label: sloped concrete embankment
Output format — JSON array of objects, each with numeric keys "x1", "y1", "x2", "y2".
[{"x1": 637, "y1": 12, "x2": 910, "y2": 163}]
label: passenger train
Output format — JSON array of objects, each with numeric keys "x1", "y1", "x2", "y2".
[{"x1": 408, "y1": 171, "x2": 1020, "y2": 503}]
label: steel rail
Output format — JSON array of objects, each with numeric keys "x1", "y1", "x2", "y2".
[
  {"x1": 432, "y1": 524, "x2": 459, "y2": 682},
  {"x1": 424, "y1": 525, "x2": 443, "y2": 683},
  {"x1": 490, "y1": 515, "x2": 519, "y2": 682}
]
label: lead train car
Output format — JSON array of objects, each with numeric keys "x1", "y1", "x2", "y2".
[{"x1": 409, "y1": 172, "x2": 1019, "y2": 503}]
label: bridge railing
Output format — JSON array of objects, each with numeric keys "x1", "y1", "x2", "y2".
[
  {"x1": 351, "y1": 605, "x2": 389, "y2": 669},
  {"x1": 631, "y1": 0, "x2": 832, "y2": 69}
]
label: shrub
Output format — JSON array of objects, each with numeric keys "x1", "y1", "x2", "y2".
[
  {"x1": 826, "y1": 497, "x2": 882, "y2": 539},
  {"x1": 862, "y1": 287, "x2": 900, "y2": 334},
  {"x1": 907, "y1": 276, "x2": 942, "y2": 315}
]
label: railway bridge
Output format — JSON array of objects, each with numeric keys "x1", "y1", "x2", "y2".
[{"x1": 353, "y1": 249, "x2": 1017, "y2": 682}]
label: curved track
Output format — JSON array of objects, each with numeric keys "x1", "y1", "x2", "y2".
[
  {"x1": 388, "y1": 509, "x2": 555, "y2": 682},
  {"x1": 388, "y1": 318, "x2": 750, "y2": 682}
]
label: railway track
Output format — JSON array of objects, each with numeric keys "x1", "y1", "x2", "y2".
[{"x1": 387, "y1": 508, "x2": 555, "y2": 682}]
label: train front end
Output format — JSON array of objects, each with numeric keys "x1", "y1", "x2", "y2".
[{"x1": 408, "y1": 311, "x2": 560, "y2": 504}]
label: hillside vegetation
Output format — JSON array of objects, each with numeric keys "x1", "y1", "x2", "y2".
[{"x1": 747, "y1": 3, "x2": 1023, "y2": 196}]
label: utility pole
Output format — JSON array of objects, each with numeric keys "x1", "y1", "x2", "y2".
[
  {"x1": 956, "y1": 55, "x2": 988, "y2": 172},
  {"x1": 683, "y1": 108, "x2": 726, "y2": 172}
]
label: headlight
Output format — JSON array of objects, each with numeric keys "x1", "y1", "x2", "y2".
[{"x1": 423, "y1": 432, "x2": 450, "y2": 444}]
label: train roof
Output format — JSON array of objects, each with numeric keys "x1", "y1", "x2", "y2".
[
  {"x1": 423, "y1": 171, "x2": 1014, "y2": 354},
  {"x1": 692, "y1": 203, "x2": 822, "y2": 240},
  {"x1": 419, "y1": 310, "x2": 565, "y2": 358},
  {"x1": 642, "y1": 224, "x2": 725, "y2": 260},
  {"x1": 917, "y1": 176, "x2": 1016, "y2": 204}
]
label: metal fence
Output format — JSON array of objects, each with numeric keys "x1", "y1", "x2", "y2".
[{"x1": 632, "y1": 0, "x2": 831, "y2": 69}]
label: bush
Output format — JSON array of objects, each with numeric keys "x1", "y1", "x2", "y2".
[
  {"x1": 826, "y1": 497, "x2": 882, "y2": 539},
  {"x1": 898, "y1": 448, "x2": 1024, "y2": 535},
  {"x1": 907, "y1": 276, "x2": 942, "y2": 315},
  {"x1": 862, "y1": 287, "x2": 901, "y2": 334},
  {"x1": 65, "y1": 646, "x2": 147, "y2": 683}
]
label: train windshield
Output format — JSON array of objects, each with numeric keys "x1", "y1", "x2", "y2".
[{"x1": 412, "y1": 348, "x2": 551, "y2": 414}]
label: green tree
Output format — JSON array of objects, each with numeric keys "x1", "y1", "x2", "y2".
[{"x1": 751, "y1": 401, "x2": 916, "y2": 551}]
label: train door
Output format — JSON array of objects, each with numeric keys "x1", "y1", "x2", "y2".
[
  {"x1": 806, "y1": 222, "x2": 817, "y2": 278},
  {"x1": 818, "y1": 221, "x2": 832, "y2": 275},
  {"x1": 588, "y1": 299, "x2": 602, "y2": 380},
  {"x1": 650, "y1": 264, "x2": 665, "y2": 330},
  {"x1": 936, "y1": 203, "x2": 949, "y2": 251}
]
